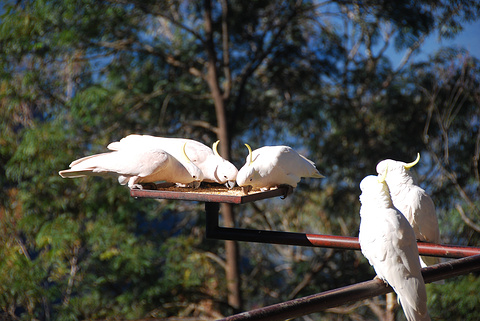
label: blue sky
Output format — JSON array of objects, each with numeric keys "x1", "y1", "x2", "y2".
[
  {"x1": 388, "y1": 20, "x2": 480, "y2": 67},
  {"x1": 422, "y1": 20, "x2": 480, "y2": 57}
]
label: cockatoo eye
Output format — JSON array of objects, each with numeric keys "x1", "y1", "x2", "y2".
[{"x1": 249, "y1": 178, "x2": 253, "y2": 182}]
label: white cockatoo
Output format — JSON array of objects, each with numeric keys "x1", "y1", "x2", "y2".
[
  {"x1": 236, "y1": 144, "x2": 324, "y2": 194},
  {"x1": 376, "y1": 153, "x2": 440, "y2": 267},
  {"x1": 107, "y1": 134, "x2": 238, "y2": 188},
  {"x1": 59, "y1": 144, "x2": 202, "y2": 189},
  {"x1": 359, "y1": 173, "x2": 431, "y2": 321}
]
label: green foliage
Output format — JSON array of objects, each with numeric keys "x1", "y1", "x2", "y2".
[
  {"x1": 1, "y1": 0, "x2": 480, "y2": 319},
  {"x1": 428, "y1": 275, "x2": 480, "y2": 320}
]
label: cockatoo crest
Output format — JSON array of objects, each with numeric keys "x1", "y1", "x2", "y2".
[
  {"x1": 376, "y1": 153, "x2": 420, "y2": 188},
  {"x1": 180, "y1": 142, "x2": 203, "y2": 188}
]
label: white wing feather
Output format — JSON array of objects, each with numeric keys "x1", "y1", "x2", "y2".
[
  {"x1": 59, "y1": 147, "x2": 194, "y2": 188},
  {"x1": 236, "y1": 145, "x2": 323, "y2": 189}
]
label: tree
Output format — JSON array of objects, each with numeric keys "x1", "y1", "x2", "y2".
[{"x1": 1, "y1": 0, "x2": 480, "y2": 319}]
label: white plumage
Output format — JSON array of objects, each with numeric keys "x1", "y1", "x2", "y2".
[
  {"x1": 236, "y1": 145, "x2": 324, "y2": 193},
  {"x1": 359, "y1": 174, "x2": 430, "y2": 321},
  {"x1": 107, "y1": 134, "x2": 238, "y2": 188},
  {"x1": 376, "y1": 154, "x2": 440, "y2": 267},
  {"x1": 59, "y1": 145, "x2": 201, "y2": 189}
]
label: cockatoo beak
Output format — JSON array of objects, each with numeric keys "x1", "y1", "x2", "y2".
[
  {"x1": 225, "y1": 180, "x2": 236, "y2": 189},
  {"x1": 404, "y1": 153, "x2": 420, "y2": 170},
  {"x1": 191, "y1": 181, "x2": 201, "y2": 189},
  {"x1": 242, "y1": 185, "x2": 252, "y2": 194}
]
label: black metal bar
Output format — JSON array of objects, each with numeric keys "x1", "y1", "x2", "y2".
[
  {"x1": 205, "y1": 202, "x2": 480, "y2": 258},
  {"x1": 205, "y1": 202, "x2": 220, "y2": 239},
  {"x1": 219, "y1": 254, "x2": 480, "y2": 321}
]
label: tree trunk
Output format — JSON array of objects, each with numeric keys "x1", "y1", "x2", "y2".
[{"x1": 203, "y1": 0, "x2": 242, "y2": 311}]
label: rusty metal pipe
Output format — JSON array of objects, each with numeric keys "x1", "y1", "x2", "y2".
[
  {"x1": 220, "y1": 254, "x2": 480, "y2": 321},
  {"x1": 205, "y1": 203, "x2": 480, "y2": 258}
]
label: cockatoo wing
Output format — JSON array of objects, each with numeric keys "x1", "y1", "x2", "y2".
[
  {"x1": 400, "y1": 187, "x2": 439, "y2": 243},
  {"x1": 59, "y1": 153, "x2": 116, "y2": 178},
  {"x1": 109, "y1": 134, "x2": 212, "y2": 163},
  {"x1": 59, "y1": 147, "x2": 198, "y2": 188},
  {"x1": 108, "y1": 135, "x2": 204, "y2": 185},
  {"x1": 399, "y1": 188, "x2": 440, "y2": 267},
  {"x1": 265, "y1": 146, "x2": 323, "y2": 178},
  {"x1": 239, "y1": 145, "x2": 323, "y2": 189},
  {"x1": 250, "y1": 146, "x2": 280, "y2": 176},
  {"x1": 60, "y1": 148, "x2": 169, "y2": 181},
  {"x1": 298, "y1": 154, "x2": 324, "y2": 178}
]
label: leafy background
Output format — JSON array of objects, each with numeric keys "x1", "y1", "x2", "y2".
[{"x1": 1, "y1": 0, "x2": 480, "y2": 320}]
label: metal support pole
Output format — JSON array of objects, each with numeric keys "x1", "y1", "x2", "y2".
[
  {"x1": 205, "y1": 203, "x2": 480, "y2": 258},
  {"x1": 219, "y1": 254, "x2": 480, "y2": 321},
  {"x1": 205, "y1": 202, "x2": 220, "y2": 239}
]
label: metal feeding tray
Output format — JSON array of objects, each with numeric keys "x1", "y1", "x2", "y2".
[{"x1": 130, "y1": 183, "x2": 289, "y2": 204}]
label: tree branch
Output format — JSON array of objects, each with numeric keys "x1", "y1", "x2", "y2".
[
  {"x1": 184, "y1": 120, "x2": 219, "y2": 135},
  {"x1": 456, "y1": 203, "x2": 480, "y2": 233},
  {"x1": 288, "y1": 249, "x2": 335, "y2": 299}
]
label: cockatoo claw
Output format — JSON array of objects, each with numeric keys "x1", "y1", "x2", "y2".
[
  {"x1": 225, "y1": 180, "x2": 236, "y2": 189},
  {"x1": 279, "y1": 184, "x2": 294, "y2": 199},
  {"x1": 373, "y1": 275, "x2": 389, "y2": 287}
]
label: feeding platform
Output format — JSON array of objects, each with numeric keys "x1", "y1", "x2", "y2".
[{"x1": 130, "y1": 183, "x2": 289, "y2": 204}]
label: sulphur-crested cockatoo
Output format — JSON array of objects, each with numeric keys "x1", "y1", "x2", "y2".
[
  {"x1": 59, "y1": 144, "x2": 202, "y2": 189},
  {"x1": 376, "y1": 153, "x2": 440, "y2": 267},
  {"x1": 359, "y1": 173, "x2": 430, "y2": 321},
  {"x1": 236, "y1": 144, "x2": 324, "y2": 194},
  {"x1": 107, "y1": 134, "x2": 238, "y2": 188}
]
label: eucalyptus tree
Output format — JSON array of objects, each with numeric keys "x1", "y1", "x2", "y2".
[{"x1": 1, "y1": 0, "x2": 479, "y2": 320}]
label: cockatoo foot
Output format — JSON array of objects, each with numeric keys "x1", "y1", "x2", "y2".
[
  {"x1": 130, "y1": 184, "x2": 145, "y2": 190},
  {"x1": 278, "y1": 184, "x2": 294, "y2": 199},
  {"x1": 373, "y1": 275, "x2": 389, "y2": 287},
  {"x1": 139, "y1": 182, "x2": 158, "y2": 190},
  {"x1": 225, "y1": 180, "x2": 236, "y2": 189}
]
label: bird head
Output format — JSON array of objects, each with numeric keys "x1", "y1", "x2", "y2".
[
  {"x1": 212, "y1": 140, "x2": 238, "y2": 189},
  {"x1": 376, "y1": 153, "x2": 420, "y2": 187},
  {"x1": 359, "y1": 167, "x2": 392, "y2": 208},
  {"x1": 181, "y1": 142, "x2": 204, "y2": 187}
]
